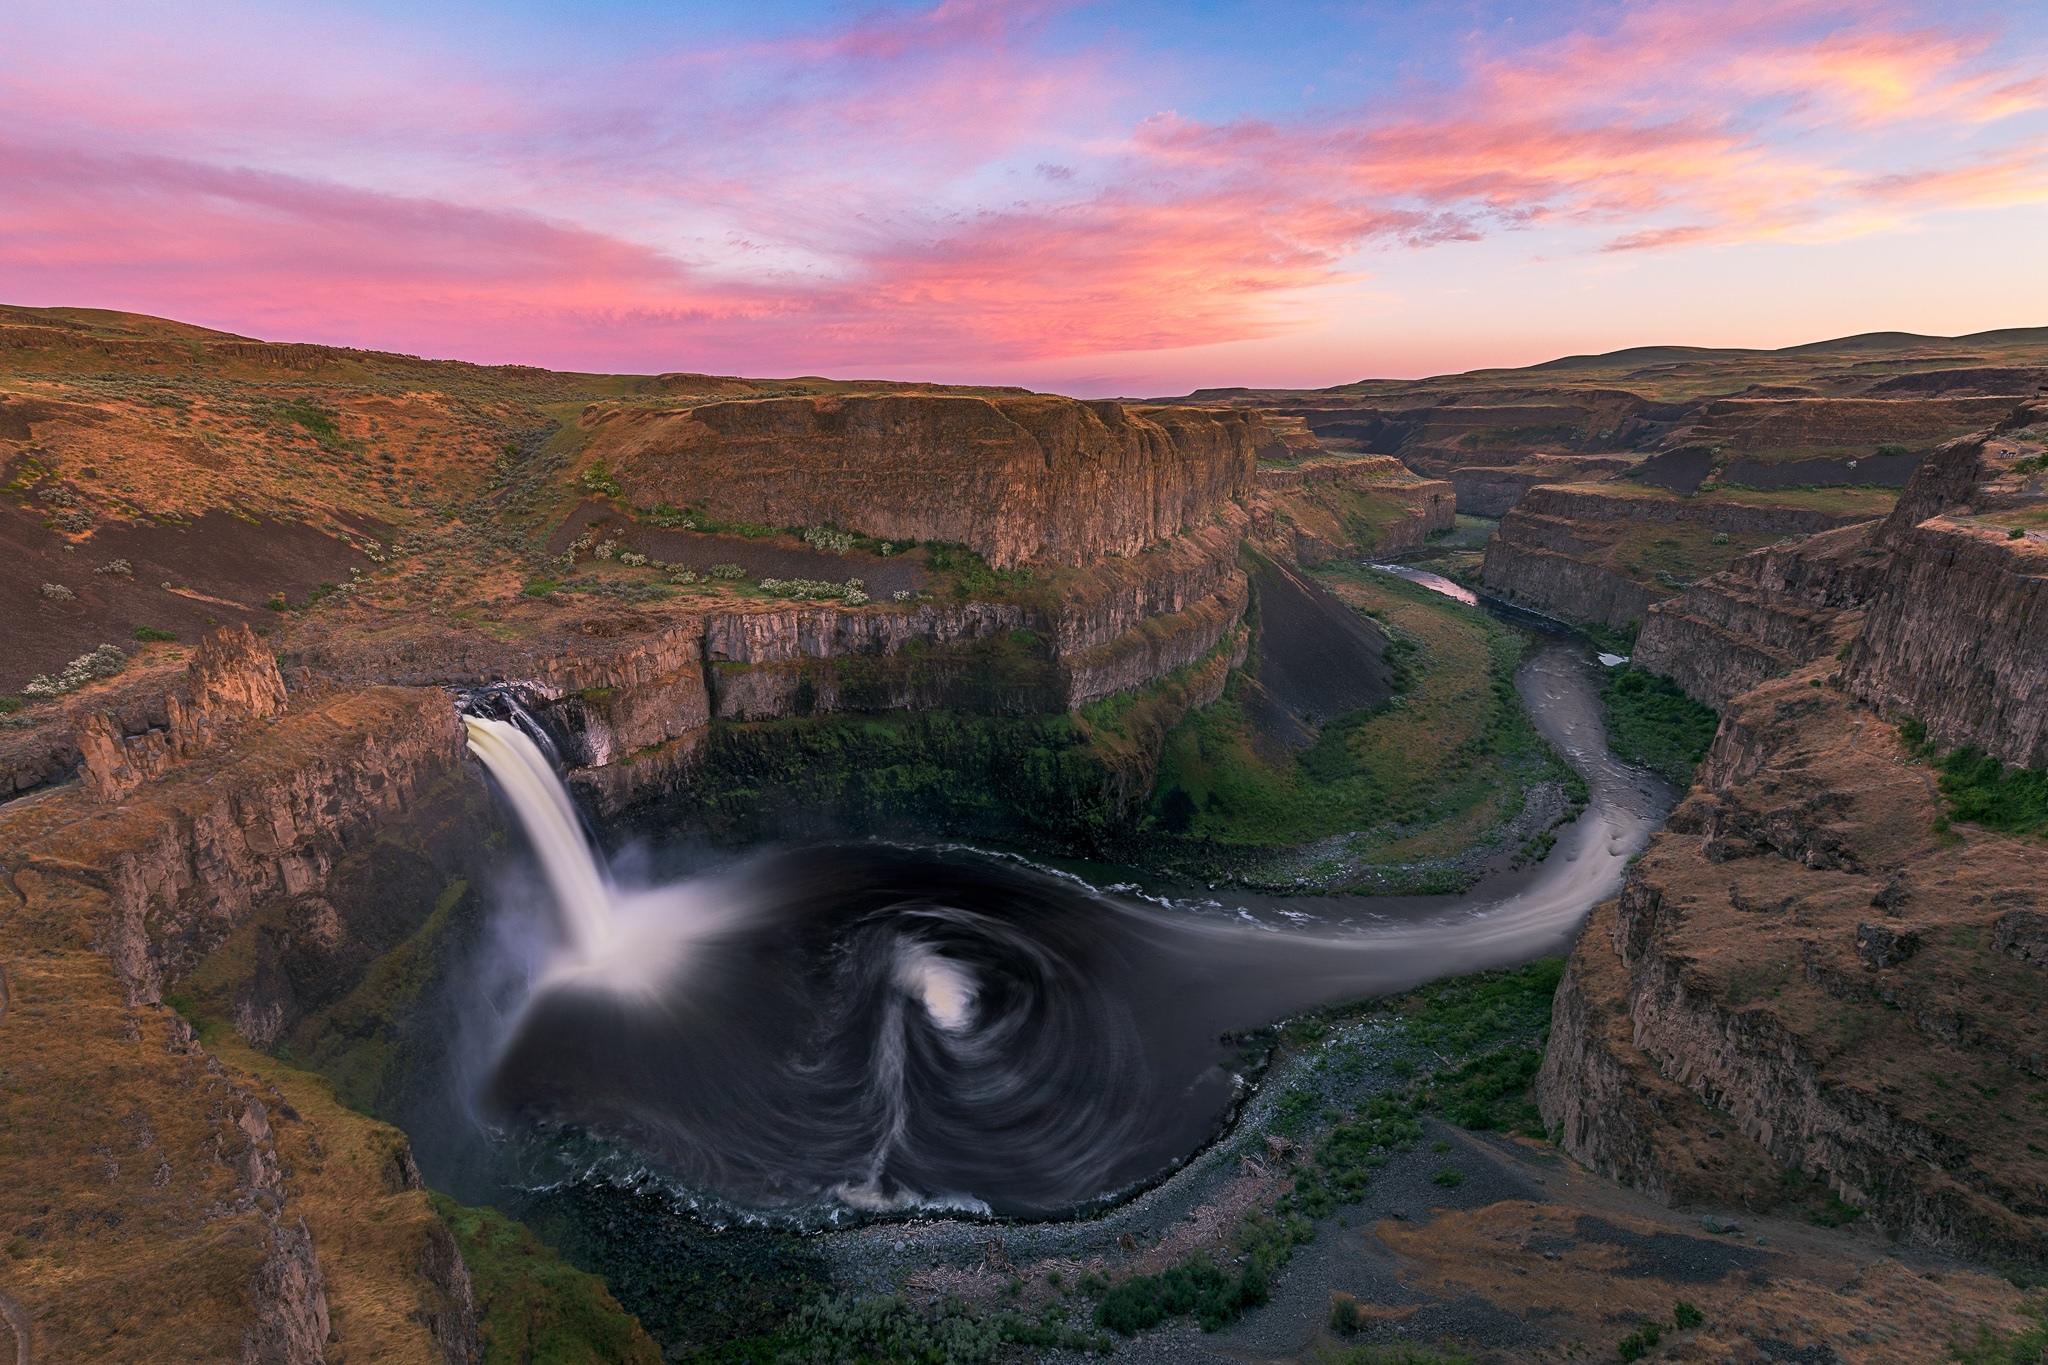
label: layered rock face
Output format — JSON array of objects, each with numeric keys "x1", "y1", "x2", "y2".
[
  {"x1": 1633, "y1": 525, "x2": 1892, "y2": 708},
  {"x1": 1434, "y1": 455, "x2": 1634, "y2": 516},
  {"x1": 1842, "y1": 412, "x2": 2048, "y2": 767},
  {"x1": 1481, "y1": 485, "x2": 1881, "y2": 629},
  {"x1": 1541, "y1": 672, "x2": 2048, "y2": 1261},
  {"x1": 1249, "y1": 454, "x2": 1454, "y2": 562},
  {"x1": 0, "y1": 649, "x2": 481, "y2": 1360},
  {"x1": 1541, "y1": 404, "x2": 2048, "y2": 1264},
  {"x1": 583, "y1": 394, "x2": 1263, "y2": 567}
]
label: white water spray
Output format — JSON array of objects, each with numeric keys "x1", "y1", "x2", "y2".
[{"x1": 462, "y1": 714, "x2": 615, "y2": 959}]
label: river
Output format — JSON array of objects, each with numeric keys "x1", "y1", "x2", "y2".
[{"x1": 451, "y1": 565, "x2": 1673, "y2": 1220}]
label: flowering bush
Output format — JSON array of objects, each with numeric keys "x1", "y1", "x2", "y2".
[
  {"x1": 802, "y1": 526, "x2": 857, "y2": 554},
  {"x1": 39, "y1": 583, "x2": 75, "y2": 601},
  {"x1": 23, "y1": 644, "x2": 127, "y2": 698},
  {"x1": 707, "y1": 563, "x2": 745, "y2": 580},
  {"x1": 95, "y1": 559, "x2": 133, "y2": 577},
  {"x1": 757, "y1": 577, "x2": 874, "y2": 604}
]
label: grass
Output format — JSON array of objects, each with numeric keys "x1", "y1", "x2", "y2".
[
  {"x1": 132, "y1": 624, "x2": 178, "y2": 642},
  {"x1": 1954, "y1": 1298, "x2": 2048, "y2": 1363},
  {"x1": 432, "y1": 1195, "x2": 661, "y2": 1364},
  {"x1": 1145, "y1": 565, "x2": 1575, "y2": 879},
  {"x1": 1899, "y1": 719, "x2": 2048, "y2": 838},
  {"x1": 1602, "y1": 667, "x2": 1720, "y2": 785}
]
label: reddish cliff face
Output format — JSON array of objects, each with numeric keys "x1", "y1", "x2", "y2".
[
  {"x1": 1841, "y1": 411, "x2": 2048, "y2": 767},
  {"x1": 1249, "y1": 454, "x2": 1454, "y2": 562},
  {"x1": 581, "y1": 394, "x2": 1263, "y2": 567},
  {"x1": 1541, "y1": 672, "x2": 2048, "y2": 1262},
  {"x1": 1481, "y1": 484, "x2": 1888, "y2": 629},
  {"x1": 1542, "y1": 405, "x2": 2048, "y2": 1265}
]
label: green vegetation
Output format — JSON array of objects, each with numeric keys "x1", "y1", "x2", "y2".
[
  {"x1": 1954, "y1": 1298, "x2": 2048, "y2": 1363},
  {"x1": 0, "y1": 695, "x2": 22, "y2": 715},
  {"x1": 132, "y1": 625, "x2": 178, "y2": 642},
  {"x1": 1399, "y1": 957, "x2": 1562, "y2": 1136},
  {"x1": 433, "y1": 1195, "x2": 660, "y2": 1364},
  {"x1": 1580, "y1": 619, "x2": 1639, "y2": 656},
  {"x1": 1674, "y1": 1300, "x2": 1705, "y2": 1330},
  {"x1": 1617, "y1": 1322, "x2": 1664, "y2": 1361},
  {"x1": 275, "y1": 400, "x2": 351, "y2": 451},
  {"x1": 1430, "y1": 1168, "x2": 1464, "y2": 1188},
  {"x1": 923, "y1": 540, "x2": 1039, "y2": 602},
  {"x1": 1146, "y1": 566, "x2": 1575, "y2": 887},
  {"x1": 1899, "y1": 719, "x2": 2048, "y2": 838},
  {"x1": 1602, "y1": 667, "x2": 1719, "y2": 785},
  {"x1": 574, "y1": 460, "x2": 625, "y2": 498}
]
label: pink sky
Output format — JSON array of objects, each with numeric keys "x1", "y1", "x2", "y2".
[{"x1": 3, "y1": 0, "x2": 2046, "y2": 394}]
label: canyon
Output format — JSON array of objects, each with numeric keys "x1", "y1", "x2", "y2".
[{"x1": 4, "y1": 308, "x2": 2047, "y2": 1363}]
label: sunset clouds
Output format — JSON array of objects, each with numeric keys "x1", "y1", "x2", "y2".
[{"x1": 2, "y1": 0, "x2": 2044, "y2": 390}]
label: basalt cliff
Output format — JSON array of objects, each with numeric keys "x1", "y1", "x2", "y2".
[{"x1": 1541, "y1": 401, "x2": 2048, "y2": 1263}]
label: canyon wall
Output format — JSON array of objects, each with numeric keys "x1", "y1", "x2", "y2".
[
  {"x1": 1632, "y1": 525, "x2": 1891, "y2": 708},
  {"x1": 1249, "y1": 454, "x2": 1454, "y2": 562},
  {"x1": 1540, "y1": 403, "x2": 2048, "y2": 1265},
  {"x1": 1481, "y1": 484, "x2": 1882, "y2": 629},
  {"x1": 0, "y1": 633, "x2": 483, "y2": 1362},
  {"x1": 582, "y1": 394, "x2": 1264, "y2": 567}
]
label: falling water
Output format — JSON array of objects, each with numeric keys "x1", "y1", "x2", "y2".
[
  {"x1": 451, "y1": 626, "x2": 1676, "y2": 1218},
  {"x1": 462, "y1": 715, "x2": 614, "y2": 959}
]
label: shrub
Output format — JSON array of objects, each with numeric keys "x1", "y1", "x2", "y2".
[
  {"x1": 2012, "y1": 527, "x2": 2027, "y2": 540},
  {"x1": 1617, "y1": 1322, "x2": 1664, "y2": 1361},
  {"x1": 39, "y1": 582, "x2": 75, "y2": 601},
  {"x1": 1876, "y1": 441, "x2": 1910, "y2": 457},
  {"x1": 1673, "y1": 1300, "x2": 1704, "y2": 1330},
  {"x1": 575, "y1": 463, "x2": 624, "y2": 498},
  {"x1": 1935, "y1": 745, "x2": 2048, "y2": 837},
  {"x1": 845, "y1": 589, "x2": 869, "y2": 606},
  {"x1": 0, "y1": 696, "x2": 21, "y2": 715},
  {"x1": 617, "y1": 550, "x2": 649, "y2": 567},
  {"x1": 23, "y1": 644, "x2": 127, "y2": 698},
  {"x1": 1431, "y1": 1168, "x2": 1465, "y2": 1188},
  {"x1": 802, "y1": 525, "x2": 857, "y2": 554},
  {"x1": 95, "y1": 559, "x2": 133, "y2": 577},
  {"x1": 132, "y1": 626, "x2": 178, "y2": 643},
  {"x1": 707, "y1": 563, "x2": 745, "y2": 580},
  {"x1": 265, "y1": 592, "x2": 288, "y2": 611},
  {"x1": 892, "y1": 589, "x2": 912, "y2": 602},
  {"x1": 522, "y1": 578, "x2": 559, "y2": 598},
  {"x1": 1601, "y1": 667, "x2": 1719, "y2": 785}
]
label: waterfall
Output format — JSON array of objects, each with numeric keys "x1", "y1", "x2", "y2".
[{"x1": 462, "y1": 714, "x2": 614, "y2": 959}]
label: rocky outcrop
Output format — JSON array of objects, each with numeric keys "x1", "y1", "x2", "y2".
[
  {"x1": 1841, "y1": 409, "x2": 2048, "y2": 766},
  {"x1": 1541, "y1": 671, "x2": 2048, "y2": 1261},
  {"x1": 1842, "y1": 520, "x2": 2047, "y2": 766},
  {"x1": 76, "y1": 625, "x2": 288, "y2": 801},
  {"x1": 1250, "y1": 454, "x2": 1453, "y2": 562},
  {"x1": 1, "y1": 685, "x2": 467, "y2": 1002},
  {"x1": 583, "y1": 394, "x2": 1263, "y2": 567},
  {"x1": 1435, "y1": 456, "x2": 1635, "y2": 516},
  {"x1": 1634, "y1": 524, "x2": 1891, "y2": 708},
  {"x1": 1540, "y1": 404, "x2": 2048, "y2": 1263},
  {"x1": 1481, "y1": 485, "x2": 1881, "y2": 629}
]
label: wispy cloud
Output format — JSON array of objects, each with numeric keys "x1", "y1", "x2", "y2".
[{"x1": 1, "y1": 0, "x2": 2043, "y2": 384}]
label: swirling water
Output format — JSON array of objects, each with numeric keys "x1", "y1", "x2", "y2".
[{"x1": 457, "y1": 582, "x2": 1670, "y2": 1220}]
